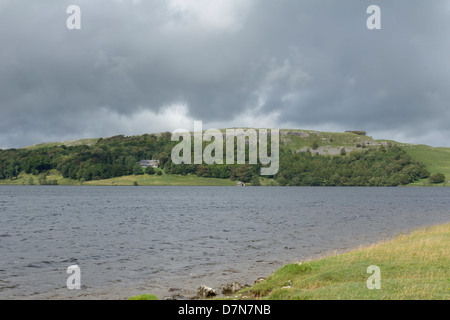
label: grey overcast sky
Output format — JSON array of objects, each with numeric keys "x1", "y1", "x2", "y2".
[{"x1": 1, "y1": 0, "x2": 450, "y2": 149}]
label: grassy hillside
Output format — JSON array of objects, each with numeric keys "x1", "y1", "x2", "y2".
[
  {"x1": 24, "y1": 138, "x2": 99, "y2": 150},
  {"x1": 281, "y1": 129, "x2": 379, "y2": 154},
  {"x1": 276, "y1": 131, "x2": 450, "y2": 183},
  {"x1": 2, "y1": 129, "x2": 449, "y2": 186},
  {"x1": 23, "y1": 130, "x2": 377, "y2": 153},
  {"x1": 401, "y1": 145, "x2": 450, "y2": 185},
  {"x1": 234, "y1": 223, "x2": 450, "y2": 300}
]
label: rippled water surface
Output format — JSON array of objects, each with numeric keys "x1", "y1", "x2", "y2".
[{"x1": 0, "y1": 186, "x2": 449, "y2": 299}]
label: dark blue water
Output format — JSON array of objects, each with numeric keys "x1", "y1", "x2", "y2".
[{"x1": 0, "y1": 186, "x2": 449, "y2": 299}]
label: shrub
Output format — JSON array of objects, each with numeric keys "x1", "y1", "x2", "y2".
[
  {"x1": 346, "y1": 130, "x2": 367, "y2": 136},
  {"x1": 251, "y1": 175, "x2": 261, "y2": 186},
  {"x1": 133, "y1": 163, "x2": 144, "y2": 175},
  {"x1": 145, "y1": 166, "x2": 155, "y2": 175},
  {"x1": 429, "y1": 173, "x2": 446, "y2": 184}
]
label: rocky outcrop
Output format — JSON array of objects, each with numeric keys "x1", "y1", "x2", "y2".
[{"x1": 281, "y1": 131, "x2": 310, "y2": 138}]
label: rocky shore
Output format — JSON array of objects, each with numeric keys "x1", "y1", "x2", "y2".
[{"x1": 161, "y1": 278, "x2": 266, "y2": 300}]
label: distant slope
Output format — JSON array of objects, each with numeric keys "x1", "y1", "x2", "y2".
[
  {"x1": 401, "y1": 145, "x2": 450, "y2": 181},
  {"x1": 372, "y1": 140, "x2": 450, "y2": 181},
  {"x1": 13, "y1": 129, "x2": 450, "y2": 186},
  {"x1": 281, "y1": 129, "x2": 450, "y2": 180},
  {"x1": 25, "y1": 138, "x2": 99, "y2": 150}
]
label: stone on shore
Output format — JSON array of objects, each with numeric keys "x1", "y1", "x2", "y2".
[
  {"x1": 254, "y1": 277, "x2": 266, "y2": 284},
  {"x1": 221, "y1": 281, "x2": 245, "y2": 295},
  {"x1": 197, "y1": 285, "x2": 218, "y2": 298}
]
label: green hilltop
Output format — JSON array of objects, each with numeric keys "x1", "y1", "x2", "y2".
[{"x1": 24, "y1": 138, "x2": 99, "y2": 150}]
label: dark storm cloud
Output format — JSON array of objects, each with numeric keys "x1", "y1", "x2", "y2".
[{"x1": 1, "y1": 0, "x2": 450, "y2": 148}]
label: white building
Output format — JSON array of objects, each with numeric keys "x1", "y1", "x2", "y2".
[{"x1": 139, "y1": 160, "x2": 160, "y2": 168}]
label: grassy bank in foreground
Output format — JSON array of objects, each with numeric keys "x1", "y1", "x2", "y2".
[
  {"x1": 128, "y1": 223, "x2": 449, "y2": 300},
  {"x1": 234, "y1": 223, "x2": 449, "y2": 300}
]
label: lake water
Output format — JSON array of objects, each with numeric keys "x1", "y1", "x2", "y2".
[{"x1": 0, "y1": 186, "x2": 449, "y2": 300}]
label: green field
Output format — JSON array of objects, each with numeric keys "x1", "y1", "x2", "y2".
[
  {"x1": 0, "y1": 171, "x2": 79, "y2": 185},
  {"x1": 0, "y1": 171, "x2": 239, "y2": 186},
  {"x1": 401, "y1": 145, "x2": 450, "y2": 186},
  {"x1": 233, "y1": 223, "x2": 450, "y2": 300},
  {"x1": 83, "y1": 173, "x2": 238, "y2": 186}
]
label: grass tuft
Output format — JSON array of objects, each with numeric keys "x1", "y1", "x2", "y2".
[{"x1": 128, "y1": 294, "x2": 158, "y2": 300}]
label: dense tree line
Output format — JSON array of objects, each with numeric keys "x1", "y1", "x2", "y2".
[
  {"x1": 164, "y1": 144, "x2": 429, "y2": 186},
  {"x1": 0, "y1": 134, "x2": 429, "y2": 186},
  {"x1": 0, "y1": 134, "x2": 174, "y2": 182},
  {"x1": 275, "y1": 145, "x2": 430, "y2": 186}
]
